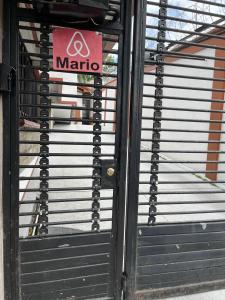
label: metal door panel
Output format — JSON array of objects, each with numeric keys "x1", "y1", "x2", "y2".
[
  {"x1": 5, "y1": 0, "x2": 225, "y2": 299},
  {"x1": 126, "y1": 0, "x2": 225, "y2": 298},
  {"x1": 3, "y1": 0, "x2": 133, "y2": 299}
]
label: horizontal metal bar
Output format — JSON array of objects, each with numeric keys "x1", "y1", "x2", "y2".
[
  {"x1": 20, "y1": 1, "x2": 121, "y2": 10},
  {"x1": 19, "y1": 175, "x2": 93, "y2": 180},
  {"x1": 140, "y1": 160, "x2": 225, "y2": 164},
  {"x1": 145, "y1": 71, "x2": 225, "y2": 84},
  {"x1": 139, "y1": 210, "x2": 225, "y2": 216},
  {"x1": 145, "y1": 59, "x2": 225, "y2": 74},
  {"x1": 139, "y1": 181, "x2": 225, "y2": 185},
  {"x1": 142, "y1": 116, "x2": 225, "y2": 124},
  {"x1": 19, "y1": 164, "x2": 94, "y2": 169},
  {"x1": 20, "y1": 51, "x2": 119, "y2": 65},
  {"x1": 140, "y1": 170, "x2": 225, "y2": 174},
  {"x1": 142, "y1": 105, "x2": 225, "y2": 115},
  {"x1": 141, "y1": 128, "x2": 225, "y2": 135},
  {"x1": 139, "y1": 190, "x2": 225, "y2": 195},
  {"x1": 19, "y1": 207, "x2": 112, "y2": 216},
  {"x1": 146, "y1": 24, "x2": 225, "y2": 43},
  {"x1": 19, "y1": 197, "x2": 112, "y2": 205},
  {"x1": 187, "y1": 0, "x2": 225, "y2": 9},
  {"x1": 143, "y1": 93, "x2": 225, "y2": 105},
  {"x1": 19, "y1": 90, "x2": 117, "y2": 101},
  {"x1": 138, "y1": 200, "x2": 225, "y2": 205},
  {"x1": 140, "y1": 150, "x2": 225, "y2": 154},
  {"x1": 20, "y1": 34, "x2": 119, "y2": 48},
  {"x1": 19, "y1": 186, "x2": 94, "y2": 192},
  {"x1": 146, "y1": 12, "x2": 225, "y2": 31},
  {"x1": 20, "y1": 0, "x2": 121, "y2": 4},
  {"x1": 19, "y1": 65, "x2": 118, "y2": 78},
  {"x1": 20, "y1": 40, "x2": 119, "y2": 55},
  {"x1": 19, "y1": 153, "x2": 114, "y2": 158},
  {"x1": 137, "y1": 219, "x2": 225, "y2": 227},
  {"x1": 19, "y1": 78, "x2": 118, "y2": 90},
  {"x1": 19, "y1": 218, "x2": 112, "y2": 228},
  {"x1": 20, "y1": 128, "x2": 114, "y2": 135},
  {"x1": 147, "y1": 0, "x2": 225, "y2": 19},
  {"x1": 20, "y1": 140, "x2": 114, "y2": 145},
  {"x1": 20, "y1": 104, "x2": 116, "y2": 113},
  {"x1": 144, "y1": 82, "x2": 225, "y2": 94},
  {"x1": 20, "y1": 186, "x2": 114, "y2": 192},
  {"x1": 141, "y1": 139, "x2": 223, "y2": 144},
  {"x1": 19, "y1": 24, "x2": 121, "y2": 37},
  {"x1": 146, "y1": 34, "x2": 225, "y2": 53},
  {"x1": 146, "y1": 48, "x2": 224, "y2": 64},
  {"x1": 19, "y1": 117, "x2": 116, "y2": 123}
]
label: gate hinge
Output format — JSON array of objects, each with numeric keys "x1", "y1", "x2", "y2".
[
  {"x1": 0, "y1": 63, "x2": 16, "y2": 93},
  {"x1": 121, "y1": 272, "x2": 127, "y2": 294}
]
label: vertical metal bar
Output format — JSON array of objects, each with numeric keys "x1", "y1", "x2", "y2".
[
  {"x1": 110, "y1": 0, "x2": 134, "y2": 298},
  {"x1": 92, "y1": 74, "x2": 102, "y2": 232},
  {"x1": 148, "y1": 0, "x2": 167, "y2": 225},
  {"x1": 2, "y1": 0, "x2": 20, "y2": 299},
  {"x1": 124, "y1": 0, "x2": 147, "y2": 299},
  {"x1": 38, "y1": 23, "x2": 50, "y2": 235}
]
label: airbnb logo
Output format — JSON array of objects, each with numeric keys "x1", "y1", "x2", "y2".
[
  {"x1": 53, "y1": 27, "x2": 102, "y2": 74},
  {"x1": 66, "y1": 31, "x2": 90, "y2": 58}
]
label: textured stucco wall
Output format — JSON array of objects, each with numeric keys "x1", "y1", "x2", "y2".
[{"x1": 0, "y1": 0, "x2": 5, "y2": 298}]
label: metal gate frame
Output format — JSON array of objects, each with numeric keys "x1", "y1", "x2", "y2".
[
  {"x1": 125, "y1": 0, "x2": 225, "y2": 299},
  {"x1": 4, "y1": 0, "x2": 225, "y2": 299},
  {"x1": 2, "y1": 0, "x2": 134, "y2": 299},
  {"x1": 2, "y1": 0, "x2": 20, "y2": 299},
  {"x1": 125, "y1": 0, "x2": 147, "y2": 298}
]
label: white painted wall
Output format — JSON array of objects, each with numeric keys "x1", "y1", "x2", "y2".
[
  {"x1": 142, "y1": 48, "x2": 215, "y2": 172},
  {"x1": 0, "y1": 0, "x2": 4, "y2": 297}
]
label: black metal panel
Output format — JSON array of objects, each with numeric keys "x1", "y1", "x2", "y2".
[
  {"x1": 22, "y1": 284, "x2": 111, "y2": 300},
  {"x1": 20, "y1": 233, "x2": 112, "y2": 298},
  {"x1": 22, "y1": 275, "x2": 111, "y2": 297},
  {"x1": 136, "y1": 222, "x2": 225, "y2": 292},
  {"x1": 21, "y1": 253, "x2": 109, "y2": 274},
  {"x1": 21, "y1": 243, "x2": 111, "y2": 262},
  {"x1": 20, "y1": 231, "x2": 110, "y2": 251}
]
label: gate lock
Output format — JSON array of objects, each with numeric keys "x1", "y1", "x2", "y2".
[{"x1": 101, "y1": 159, "x2": 116, "y2": 189}]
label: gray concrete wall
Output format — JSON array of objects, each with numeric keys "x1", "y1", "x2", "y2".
[{"x1": 0, "y1": 0, "x2": 5, "y2": 298}]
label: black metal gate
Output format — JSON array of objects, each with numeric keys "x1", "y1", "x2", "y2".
[
  {"x1": 3, "y1": 0, "x2": 225, "y2": 299},
  {"x1": 126, "y1": 0, "x2": 225, "y2": 299},
  {"x1": 3, "y1": 0, "x2": 133, "y2": 299}
]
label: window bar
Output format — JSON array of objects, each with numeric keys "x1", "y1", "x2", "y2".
[
  {"x1": 91, "y1": 74, "x2": 103, "y2": 232},
  {"x1": 37, "y1": 23, "x2": 51, "y2": 235},
  {"x1": 148, "y1": 0, "x2": 167, "y2": 226}
]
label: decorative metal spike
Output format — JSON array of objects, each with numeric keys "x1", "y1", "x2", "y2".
[
  {"x1": 148, "y1": 0, "x2": 167, "y2": 226},
  {"x1": 38, "y1": 23, "x2": 50, "y2": 236},
  {"x1": 91, "y1": 75, "x2": 102, "y2": 232}
]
